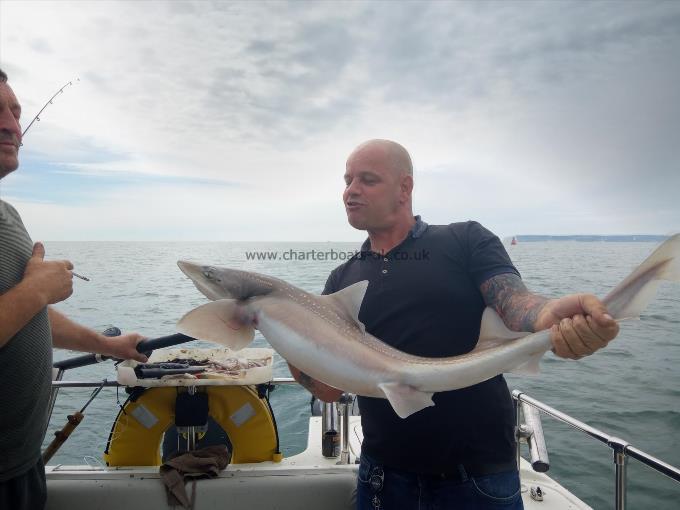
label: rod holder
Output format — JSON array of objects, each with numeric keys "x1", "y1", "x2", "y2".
[
  {"x1": 337, "y1": 393, "x2": 354, "y2": 465},
  {"x1": 321, "y1": 401, "x2": 340, "y2": 458},
  {"x1": 520, "y1": 401, "x2": 550, "y2": 472}
]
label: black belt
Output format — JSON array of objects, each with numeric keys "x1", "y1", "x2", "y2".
[
  {"x1": 364, "y1": 454, "x2": 518, "y2": 492},
  {"x1": 433, "y1": 459, "x2": 518, "y2": 481}
]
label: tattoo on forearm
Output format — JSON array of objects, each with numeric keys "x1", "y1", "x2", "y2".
[{"x1": 480, "y1": 273, "x2": 548, "y2": 332}]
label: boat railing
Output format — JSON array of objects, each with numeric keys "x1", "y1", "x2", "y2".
[
  {"x1": 48, "y1": 376, "x2": 299, "y2": 426},
  {"x1": 50, "y1": 377, "x2": 298, "y2": 389},
  {"x1": 513, "y1": 390, "x2": 680, "y2": 510}
]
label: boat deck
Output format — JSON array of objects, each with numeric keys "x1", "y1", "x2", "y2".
[{"x1": 46, "y1": 417, "x2": 591, "y2": 509}]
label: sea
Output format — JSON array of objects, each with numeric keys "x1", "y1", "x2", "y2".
[{"x1": 42, "y1": 240, "x2": 680, "y2": 509}]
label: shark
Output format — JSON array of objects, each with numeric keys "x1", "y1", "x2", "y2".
[{"x1": 176, "y1": 234, "x2": 680, "y2": 419}]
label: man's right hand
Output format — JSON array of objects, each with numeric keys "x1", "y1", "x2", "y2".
[{"x1": 23, "y1": 242, "x2": 74, "y2": 306}]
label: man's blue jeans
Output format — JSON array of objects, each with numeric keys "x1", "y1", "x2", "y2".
[{"x1": 356, "y1": 453, "x2": 524, "y2": 510}]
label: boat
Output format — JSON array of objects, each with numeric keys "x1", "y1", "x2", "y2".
[
  {"x1": 43, "y1": 335, "x2": 680, "y2": 510},
  {"x1": 511, "y1": 236, "x2": 518, "y2": 245}
]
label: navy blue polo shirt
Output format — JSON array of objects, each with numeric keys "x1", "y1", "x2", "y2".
[{"x1": 323, "y1": 217, "x2": 521, "y2": 473}]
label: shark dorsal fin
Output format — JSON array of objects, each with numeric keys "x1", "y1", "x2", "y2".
[
  {"x1": 327, "y1": 280, "x2": 369, "y2": 334},
  {"x1": 475, "y1": 307, "x2": 530, "y2": 350}
]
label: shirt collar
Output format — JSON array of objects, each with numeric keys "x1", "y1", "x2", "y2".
[
  {"x1": 411, "y1": 215, "x2": 428, "y2": 238},
  {"x1": 359, "y1": 215, "x2": 428, "y2": 253}
]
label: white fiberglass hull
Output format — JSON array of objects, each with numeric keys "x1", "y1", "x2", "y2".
[{"x1": 45, "y1": 417, "x2": 591, "y2": 510}]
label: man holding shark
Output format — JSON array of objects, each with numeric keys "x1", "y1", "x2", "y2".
[
  {"x1": 289, "y1": 139, "x2": 620, "y2": 509},
  {"x1": 176, "y1": 143, "x2": 676, "y2": 506},
  {"x1": 0, "y1": 69, "x2": 147, "y2": 510}
]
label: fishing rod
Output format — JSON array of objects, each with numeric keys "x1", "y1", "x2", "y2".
[
  {"x1": 20, "y1": 78, "x2": 80, "y2": 141},
  {"x1": 42, "y1": 381, "x2": 106, "y2": 464},
  {"x1": 52, "y1": 333, "x2": 197, "y2": 371}
]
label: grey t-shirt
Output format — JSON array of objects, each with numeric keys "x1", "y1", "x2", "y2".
[{"x1": 0, "y1": 200, "x2": 53, "y2": 481}]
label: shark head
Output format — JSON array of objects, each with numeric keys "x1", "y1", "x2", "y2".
[{"x1": 177, "y1": 260, "x2": 275, "y2": 301}]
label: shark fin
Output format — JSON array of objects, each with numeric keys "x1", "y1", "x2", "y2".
[
  {"x1": 327, "y1": 281, "x2": 369, "y2": 334},
  {"x1": 476, "y1": 307, "x2": 530, "y2": 348},
  {"x1": 603, "y1": 234, "x2": 680, "y2": 320},
  {"x1": 509, "y1": 351, "x2": 543, "y2": 376},
  {"x1": 378, "y1": 382, "x2": 435, "y2": 419},
  {"x1": 177, "y1": 299, "x2": 254, "y2": 350}
]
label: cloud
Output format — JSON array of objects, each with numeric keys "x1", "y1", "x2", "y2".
[
  {"x1": 28, "y1": 37, "x2": 52, "y2": 54},
  {"x1": 1, "y1": 0, "x2": 679, "y2": 240}
]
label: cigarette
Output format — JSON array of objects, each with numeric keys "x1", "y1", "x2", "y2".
[{"x1": 72, "y1": 271, "x2": 90, "y2": 281}]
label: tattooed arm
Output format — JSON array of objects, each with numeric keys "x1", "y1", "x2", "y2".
[
  {"x1": 479, "y1": 273, "x2": 548, "y2": 332},
  {"x1": 288, "y1": 363, "x2": 343, "y2": 402},
  {"x1": 480, "y1": 273, "x2": 619, "y2": 359}
]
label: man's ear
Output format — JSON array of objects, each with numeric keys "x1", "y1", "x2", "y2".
[{"x1": 400, "y1": 174, "x2": 413, "y2": 201}]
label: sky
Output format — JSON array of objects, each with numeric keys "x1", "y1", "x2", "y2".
[{"x1": 0, "y1": 0, "x2": 679, "y2": 241}]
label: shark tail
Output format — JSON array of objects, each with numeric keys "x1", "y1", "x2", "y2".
[
  {"x1": 603, "y1": 234, "x2": 680, "y2": 320},
  {"x1": 177, "y1": 299, "x2": 255, "y2": 350}
]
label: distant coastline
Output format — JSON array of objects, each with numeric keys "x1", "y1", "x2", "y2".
[{"x1": 508, "y1": 235, "x2": 669, "y2": 242}]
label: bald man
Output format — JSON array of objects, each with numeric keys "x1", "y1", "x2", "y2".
[
  {"x1": 0, "y1": 69, "x2": 148, "y2": 510},
  {"x1": 290, "y1": 139, "x2": 618, "y2": 509}
]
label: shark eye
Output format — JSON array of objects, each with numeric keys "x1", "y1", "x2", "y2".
[{"x1": 202, "y1": 267, "x2": 222, "y2": 283}]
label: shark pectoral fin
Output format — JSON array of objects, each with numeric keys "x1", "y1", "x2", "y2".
[
  {"x1": 378, "y1": 382, "x2": 435, "y2": 419},
  {"x1": 509, "y1": 352, "x2": 543, "y2": 376},
  {"x1": 177, "y1": 299, "x2": 255, "y2": 350},
  {"x1": 326, "y1": 280, "x2": 369, "y2": 334}
]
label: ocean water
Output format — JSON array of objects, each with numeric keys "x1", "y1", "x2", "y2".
[{"x1": 41, "y1": 240, "x2": 680, "y2": 509}]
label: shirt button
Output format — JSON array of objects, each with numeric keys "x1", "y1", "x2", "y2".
[
  {"x1": 383, "y1": 258, "x2": 388, "y2": 262},
  {"x1": 382, "y1": 269, "x2": 388, "y2": 274}
]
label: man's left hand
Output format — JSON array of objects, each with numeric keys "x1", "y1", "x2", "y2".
[
  {"x1": 536, "y1": 294, "x2": 619, "y2": 359},
  {"x1": 100, "y1": 333, "x2": 148, "y2": 362}
]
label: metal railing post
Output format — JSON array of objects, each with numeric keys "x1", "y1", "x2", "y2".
[
  {"x1": 187, "y1": 386, "x2": 197, "y2": 451},
  {"x1": 609, "y1": 437, "x2": 629, "y2": 510},
  {"x1": 514, "y1": 390, "x2": 522, "y2": 470},
  {"x1": 45, "y1": 368, "x2": 65, "y2": 436}
]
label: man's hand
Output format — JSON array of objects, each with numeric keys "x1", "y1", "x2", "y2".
[
  {"x1": 99, "y1": 332, "x2": 148, "y2": 363},
  {"x1": 536, "y1": 294, "x2": 619, "y2": 359},
  {"x1": 23, "y1": 242, "x2": 74, "y2": 306},
  {"x1": 49, "y1": 308, "x2": 149, "y2": 361}
]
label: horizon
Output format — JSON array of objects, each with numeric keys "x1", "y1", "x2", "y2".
[{"x1": 37, "y1": 233, "x2": 673, "y2": 243}]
